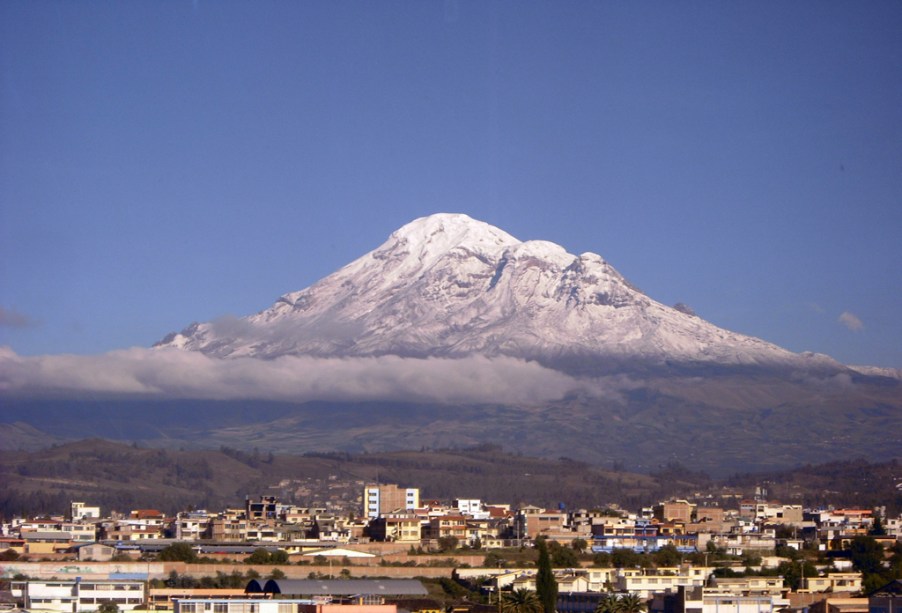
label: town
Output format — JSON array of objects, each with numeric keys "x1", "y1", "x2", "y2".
[{"x1": 1, "y1": 483, "x2": 900, "y2": 613}]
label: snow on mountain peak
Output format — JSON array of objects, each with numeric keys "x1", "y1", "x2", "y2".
[{"x1": 155, "y1": 213, "x2": 838, "y2": 374}]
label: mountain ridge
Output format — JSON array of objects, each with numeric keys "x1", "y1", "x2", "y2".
[{"x1": 155, "y1": 213, "x2": 845, "y2": 377}]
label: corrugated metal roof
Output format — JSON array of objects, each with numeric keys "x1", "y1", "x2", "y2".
[{"x1": 246, "y1": 579, "x2": 428, "y2": 596}]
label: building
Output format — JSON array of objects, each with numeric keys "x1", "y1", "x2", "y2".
[
  {"x1": 651, "y1": 585, "x2": 789, "y2": 613},
  {"x1": 16, "y1": 579, "x2": 145, "y2": 613},
  {"x1": 869, "y1": 580, "x2": 902, "y2": 613},
  {"x1": 77, "y1": 543, "x2": 117, "y2": 561},
  {"x1": 147, "y1": 589, "x2": 247, "y2": 610},
  {"x1": 174, "y1": 601, "x2": 396, "y2": 613},
  {"x1": 70, "y1": 502, "x2": 101, "y2": 521},
  {"x1": 367, "y1": 513, "x2": 422, "y2": 542},
  {"x1": 362, "y1": 485, "x2": 419, "y2": 520},
  {"x1": 654, "y1": 500, "x2": 695, "y2": 524},
  {"x1": 245, "y1": 579, "x2": 428, "y2": 604}
]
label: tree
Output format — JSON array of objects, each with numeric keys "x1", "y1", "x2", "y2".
[
  {"x1": 611, "y1": 548, "x2": 644, "y2": 569},
  {"x1": 594, "y1": 594, "x2": 622, "y2": 613},
  {"x1": 437, "y1": 536, "x2": 459, "y2": 552},
  {"x1": 572, "y1": 538, "x2": 588, "y2": 554},
  {"x1": 270, "y1": 549, "x2": 289, "y2": 564},
  {"x1": 617, "y1": 594, "x2": 647, "y2": 613},
  {"x1": 484, "y1": 552, "x2": 506, "y2": 568},
  {"x1": 653, "y1": 544, "x2": 682, "y2": 567},
  {"x1": 850, "y1": 536, "x2": 885, "y2": 576},
  {"x1": 245, "y1": 548, "x2": 272, "y2": 565},
  {"x1": 870, "y1": 516, "x2": 887, "y2": 537},
  {"x1": 592, "y1": 552, "x2": 612, "y2": 568},
  {"x1": 535, "y1": 539, "x2": 558, "y2": 613},
  {"x1": 596, "y1": 595, "x2": 645, "y2": 613},
  {"x1": 268, "y1": 568, "x2": 286, "y2": 580},
  {"x1": 97, "y1": 602, "x2": 119, "y2": 613},
  {"x1": 775, "y1": 560, "x2": 817, "y2": 591},
  {"x1": 158, "y1": 543, "x2": 198, "y2": 563},
  {"x1": 502, "y1": 588, "x2": 542, "y2": 613},
  {"x1": 548, "y1": 541, "x2": 579, "y2": 568}
]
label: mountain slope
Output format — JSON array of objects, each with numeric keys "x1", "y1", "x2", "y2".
[{"x1": 156, "y1": 213, "x2": 842, "y2": 375}]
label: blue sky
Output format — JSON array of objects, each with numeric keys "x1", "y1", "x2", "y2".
[{"x1": 1, "y1": 1, "x2": 901, "y2": 368}]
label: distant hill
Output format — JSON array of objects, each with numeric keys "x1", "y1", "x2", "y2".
[{"x1": 1, "y1": 440, "x2": 899, "y2": 518}]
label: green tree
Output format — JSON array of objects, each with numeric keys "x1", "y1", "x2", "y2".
[
  {"x1": 437, "y1": 536, "x2": 460, "y2": 552},
  {"x1": 775, "y1": 560, "x2": 817, "y2": 591},
  {"x1": 502, "y1": 588, "x2": 542, "y2": 613},
  {"x1": 611, "y1": 548, "x2": 644, "y2": 569},
  {"x1": 484, "y1": 552, "x2": 506, "y2": 568},
  {"x1": 97, "y1": 602, "x2": 119, "y2": 613},
  {"x1": 268, "y1": 568, "x2": 286, "y2": 580},
  {"x1": 617, "y1": 594, "x2": 647, "y2": 613},
  {"x1": 535, "y1": 539, "x2": 558, "y2": 613},
  {"x1": 158, "y1": 543, "x2": 198, "y2": 563},
  {"x1": 270, "y1": 550, "x2": 289, "y2": 564},
  {"x1": 572, "y1": 538, "x2": 588, "y2": 554},
  {"x1": 653, "y1": 544, "x2": 682, "y2": 568},
  {"x1": 850, "y1": 536, "x2": 885, "y2": 576},
  {"x1": 594, "y1": 594, "x2": 622, "y2": 613},
  {"x1": 592, "y1": 552, "x2": 612, "y2": 568},
  {"x1": 548, "y1": 541, "x2": 579, "y2": 568},
  {"x1": 245, "y1": 548, "x2": 272, "y2": 565},
  {"x1": 869, "y1": 516, "x2": 887, "y2": 537}
]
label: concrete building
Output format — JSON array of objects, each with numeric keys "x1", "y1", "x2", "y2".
[
  {"x1": 70, "y1": 502, "x2": 101, "y2": 521},
  {"x1": 16, "y1": 579, "x2": 145, "y2": 613},
  {"x1": 362, "y1": 485, "x2": 419, "y2": 520}
]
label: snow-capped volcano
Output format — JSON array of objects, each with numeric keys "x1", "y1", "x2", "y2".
[{"x1": 156, "y1": 213, "x2": 841, "y2": 374}]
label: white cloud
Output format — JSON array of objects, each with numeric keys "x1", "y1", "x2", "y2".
[
  {"x1": 838, "y1": 311, "x2": 864, "y2": 332},
  {"x1": 0, "y1": 346, "x2": 616, "y2": 405}
]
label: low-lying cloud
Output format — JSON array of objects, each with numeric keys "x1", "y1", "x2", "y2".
[
  {"x1": 839, "y1": 311, "x2": 864, "y2": 332},
  {"x1": 0, "y1": 346, "x2": 610, "y2": 405}
]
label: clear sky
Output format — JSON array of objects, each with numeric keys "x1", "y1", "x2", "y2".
[{"x1": 2, "y1": 1, "x2": 901, "y2": 368}]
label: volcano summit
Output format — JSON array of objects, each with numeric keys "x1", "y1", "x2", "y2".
[
  {"x1": 156, "y1": 213, "x2": 842, "y2": 377},
  {"x1": 4, "y1": 214, "x2": 898, "y2": 472}
]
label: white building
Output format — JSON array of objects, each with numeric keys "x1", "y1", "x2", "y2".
[
  {"x1": 71, "y1": 502, "x2": 101, "y2": 521},
  {"x1": 16, "y1": 579, "x2": 145, "y2": 613}
]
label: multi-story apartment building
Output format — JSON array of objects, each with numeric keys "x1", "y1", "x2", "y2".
[
  {"x1": 173, "y1": 511, "x2": 214, "y2": 541},
  {"x1": 654, "y1": 500, "x2": 695, "y2": 523},
  {"x1": 70, "y1": 502, "x2": 101, "y2": 521},
  {"x1": 15, "y1": 579, "x2": 145, "y2": 613},
  {"x1": 367, "y1": 512, "x2": 422, "y2": 542},
  {"x1": 362, "y1": 484, "x2": 419, "y2": 520}
]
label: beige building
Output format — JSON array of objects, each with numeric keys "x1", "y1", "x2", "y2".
[
  {"x1": 368, "y1": 513, "x2": 422, "y2": 542},
  {"x1": 654, "y1": 500, "x2": 695, "y2": 523},
  {"x1": 363, "y1": 484, "x2": 419, "y2": 519}
]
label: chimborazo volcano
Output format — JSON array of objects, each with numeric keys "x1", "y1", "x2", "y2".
[
  {"x1": 156, "y1": 213, "x2": 843, "y2": 376},
  {"x1": 4, "y1": 214, "x2": 900, "y2": 473}
]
